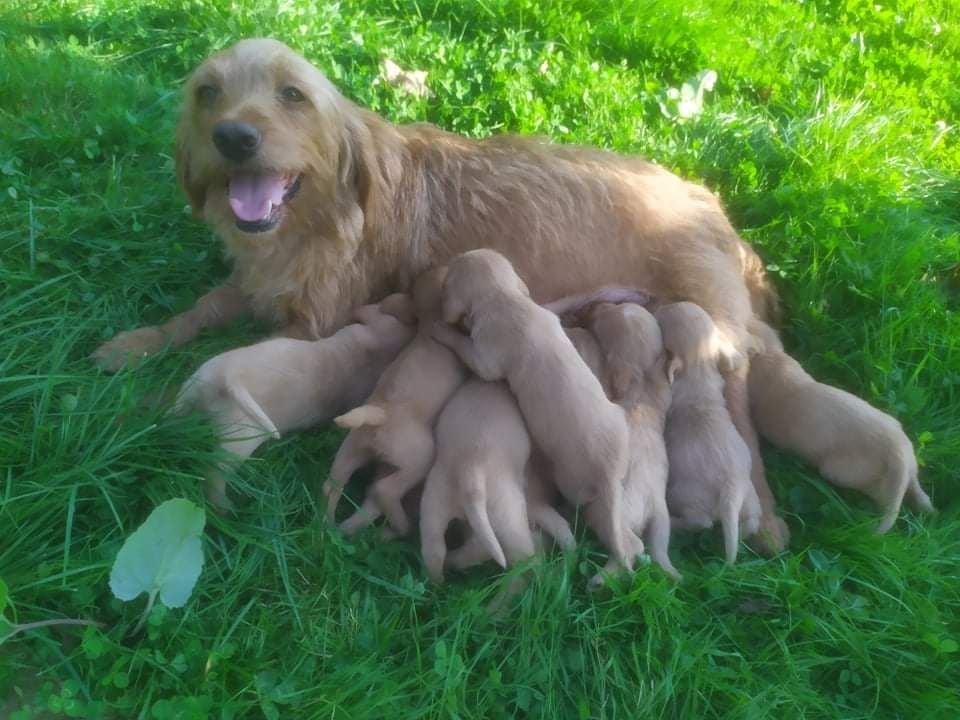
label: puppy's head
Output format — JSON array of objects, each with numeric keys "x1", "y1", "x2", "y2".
[
  {"x1": 654, "y1": 302, "x2": 726, "y2": 381},
  {"x1": 590, "y1": 303, "x2": 663, "y2": 399},
  {"x1": 440, "y1": 250, "x2": 529, "y2": 325},
  {"x1": 176, "y1": 39, "x2": 375, "y2": 243}
]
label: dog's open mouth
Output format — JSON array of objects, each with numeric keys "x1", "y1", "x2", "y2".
[{"x1": 228, "y1": 173, "x2": 302, "y2": 233}]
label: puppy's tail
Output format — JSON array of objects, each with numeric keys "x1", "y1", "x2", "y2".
[
  {"x1": 334, "y1": 405, "x2": 387, "y2": 429},
  {"x1": 721, "y1": 498, "x2": 742, "y2": 565},
  {"x1": 462, "y1": 470, "x2": 507, "y2": 569},
  {"x1": 876, "y1": 448, "x2": 929, "y2": 534}
]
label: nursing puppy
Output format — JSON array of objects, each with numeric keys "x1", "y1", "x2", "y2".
[
  {"x1": 657, "y1": 302, "x2": 760, "y2": 564},
  {"x1": 173, "y1": 298, "x2": 415, "y2": 510},
  {"x1": 323, "y1": 267, "x2": 467, "y2": 535},
  {"x1": 587, "y1": 303, "x2": 680, "y2": 583},
  {"x1": 432, "y1": 249, "x2": 631, "y2": 568},
  {"x1": 748, "y1": 321, "x2": 933, "y2": 532},
  {"x1": 420, "y1": 379, "x2": 574, "y2": 583}
]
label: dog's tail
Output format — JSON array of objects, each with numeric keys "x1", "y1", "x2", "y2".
[
  {"x1": 721, "y1": 495, "x2": 743, "y2": 565},
  {"x1": 335, "y1": 405, "x2": 387, "y2": 429},
  {"x1": 876, "y1": 447, "x2": 931, "y2": 534},
  {"x1": 462, "y1": 470, "x2": 507, "y2": 569}
]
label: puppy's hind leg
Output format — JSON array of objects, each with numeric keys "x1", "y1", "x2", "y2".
[
  {"x1": 647, "y1": 501, "x2": 681, "y2": 580},
  {"x1": 529, "y1": 505, "x2": 576, "y2": 551},
  {"x1": 324, "y1": 432, "x2": 373, "y2": 524},
  {"x1": 420, "y1": 469, "x2": 454, "y2": 583},
  {"x1": 374, "y1": 425, "x2": 436, "y2": 536}
]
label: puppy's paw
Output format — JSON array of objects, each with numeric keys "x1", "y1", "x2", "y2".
[
  {"x1": 92, "y1": 326, "x2": 168, "y2": 372},
  {"x1": 749, "y1": 514, "x2": 790, "y2": 555}
]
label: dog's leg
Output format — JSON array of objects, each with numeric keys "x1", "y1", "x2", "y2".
[
  {"x1": 725, "y1": 361, "x2": 789, "y2": 554},
  {"x1": 372, "y1": 428, "x2": 435, "y2": 536},
  {"x1": 324, "y1": 432, "x2": 373, "y2": 524},
  {"x1": 647, "y1": 500, "x2": 681, "y2": 580},
  {"x1": 446, "y1": 535, "x2": 494, "y2": 571},
  {"x1": 92, "y1": 281, "x2": 249, "y2": 371},
  {"x1": 529, "y1": 505, "x2": 576, "y2": 551},
  {"x1": 419, "y1": 471, "x2": 453, "y2": 583}
]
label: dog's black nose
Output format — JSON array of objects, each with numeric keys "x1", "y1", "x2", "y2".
[{"x1": 212, "y1": 121, "x2": 261, "y2": 163}]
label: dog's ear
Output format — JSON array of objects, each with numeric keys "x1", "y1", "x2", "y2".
[
  {"x1": 666, "y1": 353, "x2": 682, "y2": 385},
  {"x1": 337, "y1": 110, "x2": 386, "y2": 222},
  {"x1": 378, "y1": 293, "x2": 417, "y2": 325},
  {"x1": 175, "y1": 120, "x2": 207, "y2": 218}
]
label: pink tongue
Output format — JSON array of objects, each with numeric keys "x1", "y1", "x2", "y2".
[{"x1": 228, "y1": 174, "x2": 287, "y2": 222}]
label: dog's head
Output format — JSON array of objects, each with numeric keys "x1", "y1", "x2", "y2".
[
  {"x1": 589, "y1": 302, "x2": 663, "y2": 399},
  {"x1": 176, "y1": 39, "x2": 376, "y2": 241},
  {"x1": 655, "y1": 302, "x2": 729, "y2": 382},
  {"x1": 440, "y1": 250, "x2": 529, "y2": 325}
]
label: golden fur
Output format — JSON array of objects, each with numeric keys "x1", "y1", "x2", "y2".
[
  {"x1": 586, "y1": 303, "x2": 680, "y2": 582},
  {"x1": 172, "y1": 298, "x2": 414, "y2": 510},
  {"x1": 748, "y1": 321, "x2": 933, "y2": 532},
  {"x1": 94, "y1": 38, "x2": 795, "y2": 550},
  {"x1": 658, "y1": 303, "x2": 761, "y2": 564},
  {"x1": 419, "y1": 379, "x2": 575, "y2": 583},
  {"x1": 432, "y1": 250, "x2": 631, "y2": 569},
  {"x1": 323, "y1": 268, "x2": 467, "y2": 536}
]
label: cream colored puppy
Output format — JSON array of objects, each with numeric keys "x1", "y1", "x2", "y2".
[
  {"x1": 432, "y1": 249, "x2": 631, "y2": 568},
  {"x1": 587, "y1": 303, "x2": 680, "y2": 583},
  {"x1": 323, "y1": 267, "x2": 468, "y2": 536},
  {"x1": 173, "y1": 298, "x2": 416, "y2": 510},
  {"x1": 420, "y1": 379, "x2": 574, "y2": 583},
  {"x1": 749, "y1": 321, "x2": 933, "y2": 532},
  {"x1": 657, "y1": 302, "x2": 760, "y2": 563}
]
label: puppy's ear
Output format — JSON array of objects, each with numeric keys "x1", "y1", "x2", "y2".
[
  {"x1": 378, "y1": 293, "x2": 417, "y2": 325},
  {"x1": 175, "y1": 121, "x2": 207, "y2": 217},
  {"x1": 666, "y1": 353, "x2": 683, "y2": 384}
]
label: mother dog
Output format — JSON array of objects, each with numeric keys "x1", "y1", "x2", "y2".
[{"x1": 95, "y1": 39, "x2": 791, "y2": 549}]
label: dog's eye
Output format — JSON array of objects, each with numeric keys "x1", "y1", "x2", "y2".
[
  {"x1": 281, "y1": 86, "x2": 306, "y2": 103},
  {"x1": 196, "y1": 84, "x2": 219, "y2": 105}
]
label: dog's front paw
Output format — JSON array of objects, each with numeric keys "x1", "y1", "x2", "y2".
[
  {"x1": 749, "y1": 513, "x2": 790, "y2": 556},
  {"x1": 92, "y1": 326, "x2": 168, "y2": 372}
]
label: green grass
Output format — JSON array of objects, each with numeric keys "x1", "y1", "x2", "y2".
[{"x1": 2, "y1": 0, "x2": 959, "y2": 717}]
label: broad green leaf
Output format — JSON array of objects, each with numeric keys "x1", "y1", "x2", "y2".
[
  {"x1": 109, "y1": 499, "x2": 205, "y2": 609},
  {"x1": 0, "y1": 577, "x2": 8, "y2": 615}
]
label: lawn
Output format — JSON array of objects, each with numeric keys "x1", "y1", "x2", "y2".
[{"x1": 1, "y1": 0, "x2": 959, "y2": 717}]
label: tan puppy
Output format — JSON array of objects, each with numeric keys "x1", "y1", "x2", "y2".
[
  {"x1": 420, "y1": 379, "x2": 574, "y2": 583},
  {"x1": 587, "y1": 303, "x2": 680, "y2": 583},
  {"x1": 432, "y1": 250, "x2": 631, "y2": 568},
  {"x1": 323, "y1": 267, "x2": 467, "y2": 535},
  {"x1": 749, "y1": 321, "x2": 933, "y2": 532},
  {"x1": 173, "y1": 298, "x2": 415, "y2": 510},
  {"x1": 657, "y1": 302, "x2": 760, "y2": 563}
]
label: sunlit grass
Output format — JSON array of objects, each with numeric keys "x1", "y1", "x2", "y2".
[{"x1": 1, "y1": 1, "x2": 957, "y2": 717}]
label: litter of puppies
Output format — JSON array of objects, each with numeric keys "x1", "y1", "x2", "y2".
[{"x1": 175, "y1": 249, "x2": 934, "y2": 603}]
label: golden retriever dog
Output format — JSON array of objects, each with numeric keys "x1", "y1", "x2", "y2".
[
  {"x1": 323, "y1": 268, "x2": 467, "y2": 536},
  {"x1": 586, "y1": 303, "x2": 680, "y2": 583},
  {"x1": 432, "y1": 250, "x2": 631, "y2": 569},
  {"x1": 172, "y1": 297, "x2": 415, "y2": 510},
  {"x1": 748, "y1": 321, "x2": 934, "y2": 532},
  {"x1": 657, "y1": 302, "x2": 761, "y2": 564},
  {"x1": 419, "y1": 378, "x2": 574, "y2": 583},
  {"x1": 94, "y1": 38, "x2": 800, "y2": 551}
]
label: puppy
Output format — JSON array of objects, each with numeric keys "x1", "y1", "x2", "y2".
[
  {"x1": 657, "y1": 302, "x2": 760, "y2": 563},
  {"x1": 172, "y1": 298, "x2": 415, "y2": 510},
  {"x1": 419, "y1": 379, "x2": 575, "y2": 583},
  {"x1": 323, "y1": 267, "x2": 467, "y2": 536},
  {"x1": 432, "y1": 249, "x2": 631, "y2": 568},
  {"x1": 748, "y1": 321, "x2": 933, "y2": 532},
  {"x1": 587, "y1": 303, "x2": 680, "y2": 582}
]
